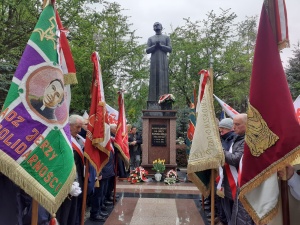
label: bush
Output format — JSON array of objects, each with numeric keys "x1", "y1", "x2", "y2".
[{"x1": 176, "y1": 144, "x2": 188, "y2": 167}]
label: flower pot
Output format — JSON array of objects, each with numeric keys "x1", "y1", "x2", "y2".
[{"x1": 154, "y1": 172, "x2": 162, "y2": 182}]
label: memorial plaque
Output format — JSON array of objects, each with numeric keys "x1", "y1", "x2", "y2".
[{"x1": 151, "y1": 124, "x2": 167, "y2": 146}]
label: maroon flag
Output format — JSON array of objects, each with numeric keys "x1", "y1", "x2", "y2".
[
  {"x1": 239, "y1": 1, "x2": 300, "y2": 224},
  {"x1": 84, "y1": 52, "x2": 113, "y2": 174},
  {"x1": 114, "y1": 91, "x2": 130, "y2": 169}
]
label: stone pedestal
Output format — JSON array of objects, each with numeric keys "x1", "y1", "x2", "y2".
[{"x1": 141, "y1": 108, "x2": 177, "y2": 175}]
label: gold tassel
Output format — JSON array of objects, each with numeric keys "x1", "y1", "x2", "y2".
[
  {"x1": 94, "y1": 180, "x2": 99, "y2": 188},
  {"x1": 64, "y1": 73, "x2": 78, "y2": 85}
]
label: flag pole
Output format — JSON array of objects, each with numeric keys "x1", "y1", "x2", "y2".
[
  {"x1": 280, "y1": 168, "x2": 290, "y2": 225},
  {"x1": 31, "y1": 199, "x2": 38, "y2": 225},
  {"x1": 80, "y1": 160, "x2": 90, "y2": 225},
  {"x1": 210, "y1": 170, "x2": 215, "y2": 225},
  {"x1": 113, "y1": 150, "x2": 118, "y2": 205},
  {"x1": 192, "y1": 81, "x2": 197, "y2": 108},
  {"x1": 208, "y1": 48, "x2": 215, "y2": 225},
  {"x1": 209, "y1": 49, "x2": 216, "y2": 225}
]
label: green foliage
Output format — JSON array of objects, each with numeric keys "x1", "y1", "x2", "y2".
[
  {"x1": 0, "y1": 1, "x2": 257, "y2": 128},
  {"x1": 62, "y1": 1, "x2": 149, "y2": 119},
  {"x1": 0, "y1": 0, "x2": 41, "y2": 65},
  {"x1": 176, "y1": 107, "x2": 190, "y2": 139},
  {"x1": 168, "y1": 10, "x2": 256, "y2": 116},
  {"x1": 152, "y1": 158, "x2": 166, "y2": 173},
  {"x1": 286, "y1": 46, "x2": 300, "y2": 99}
]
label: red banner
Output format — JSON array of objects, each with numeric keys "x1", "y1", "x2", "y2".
[
  {"x1": 84, "y1": 52, "x2": 113, "y2": 174},
  {"x1": 114, "y1": 91, "x2": 130, "y2": 169}
]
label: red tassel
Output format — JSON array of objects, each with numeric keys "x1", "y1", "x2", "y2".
[{"x1": 49, "y1": 215, "x2": 59, "y2": 225}]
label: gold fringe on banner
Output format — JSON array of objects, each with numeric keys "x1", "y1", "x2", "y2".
[
  {"x1": 239, "y1": 145, "x2": 300, "y2": 225},
  {"x1": 64, "y1": 73, "x2": 78, "y2": 85},
  {"x1": 0, "y1": 151, "x2": 76, "y2": 214},
  {"x1": 114, "y1": 142, "x2": 130, "y2": 170}
]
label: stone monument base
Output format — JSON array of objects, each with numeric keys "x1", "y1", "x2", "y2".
[{"x1": 141, "y1": 108, "x2": 177, "y2": 175}]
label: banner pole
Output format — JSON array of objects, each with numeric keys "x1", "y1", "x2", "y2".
[
  {"x1": 113, "y1": 151, "x2": 119, "y2": 205},
  {"x1": 210, "y1": 169, "x2": 215, "y2": 225},
  {"x1": 280, "y1": 168, "x2": 290, "y2": 225},
  {"x1": 80, "y1": 160, "x2": 90, "y2": 225},
  {"x1": 201, "y1": 195, "x2": 205, "y2": 210},
  {"x1": 31, "y1": 199, "x2": 38, "y2": 225}
]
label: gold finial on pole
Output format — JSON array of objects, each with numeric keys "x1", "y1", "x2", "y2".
[{"x1": 42, "y1": 0, "x2": 49, "y2": 8}]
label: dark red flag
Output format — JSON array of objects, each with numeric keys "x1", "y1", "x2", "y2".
[
  {"x1": 239, "y1": 1, "x2": 300, "y2": 224},
  {"x1": 114, "y1": 91, "x2": 130, "y2": 169}
]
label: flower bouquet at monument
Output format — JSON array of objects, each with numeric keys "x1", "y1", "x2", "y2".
[
  {"x1": 158, "y1": 94, "x2": 175, "y2": 104},
  {"x1": 164, "y1": 169, "x2": 179, "y2": 185},
  {"x1": 128, "y1": 166, "x2": 148, "y2": 184},
  {"x1": 152, "y1": 158, "x2": 166, "y2": 173}
]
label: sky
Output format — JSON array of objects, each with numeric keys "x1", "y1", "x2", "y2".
[{"x1": 95, "y1": 0, "x2": 299, "y2": 67}]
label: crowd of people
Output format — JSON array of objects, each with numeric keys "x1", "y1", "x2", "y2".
[
  {"x1": 54, "y1": 115, "x2": 143, "y2": 224},
  {"x1": 1, "y1": 111, "x2": 299, "y2": 225},
  {"x1": 210, "y1": 115, "x2": 300, "y2": 225},
  {"x1": 0, "y1": 113, "x2": 144, "y2": 225}
]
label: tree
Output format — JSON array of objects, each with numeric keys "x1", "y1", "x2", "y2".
[
  {"x1": 63, "y1": 1, "x2": 149, "y2": 120},
  {"x1": 168, "y1": 10, "x2": 256, "y2": 114},
  {"x1": 0, "y1": 0, "x2": 41, "y2": 65},
  {"x1": 286, "y1": 45, "x2": 300, "y2": 99},
  {"x1": 0, "y1": 0, "x2": 42, "y2": 105}
]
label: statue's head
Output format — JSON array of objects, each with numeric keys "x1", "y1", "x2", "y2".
[{"x1": 153, "y1": 22, "x2": 162, "y2": 34}]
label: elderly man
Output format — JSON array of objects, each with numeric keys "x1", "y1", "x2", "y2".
[
  {"x1": 56, "y1": 115, "x2": 84, "y2": 225},
  {"x1": 219, "y1": 114, "x2": 247, "y2": 225},
  {"x1": 229, "y1": 114, "x2": 255, "y2": 225}
]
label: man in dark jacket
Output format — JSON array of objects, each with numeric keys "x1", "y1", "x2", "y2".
[
  {"x1": 89, "y1": 150, "x2": 115, "y2": 222},
  {"x1": 227, "y1": 113, "x2": 254, "y2": 225},
  {"x1": 0, "y1": 174, "x2": 23, "y2": 225},
  {"x1": 220, "y1": 114, "x2": 247, "y2": 225},
  {"x1": 128, "y1": 126, "x2": 142, "y2": 170},
  {"x1": 217, "y1": 118, "x2": 236, "y2": 225}
]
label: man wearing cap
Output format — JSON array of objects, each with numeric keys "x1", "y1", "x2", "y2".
[
  {"x1": 217, "y1": 118, "x2": 236, "y2": 225},
  {"x1": 219, "y1": 118, "x2": 236, "y2": 152}
]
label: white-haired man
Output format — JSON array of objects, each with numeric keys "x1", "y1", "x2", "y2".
[{"x1": 56, "y1": 115, "x2": 84, "y2": 225}]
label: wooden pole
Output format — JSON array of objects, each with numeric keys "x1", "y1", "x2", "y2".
[
  {"x1": 31, "y1": 199, "x2": 38, "y2": 225},
  {"x1": 210, "y1": 169, "x2": 215, "y2": 225},
  {"x1": 113, "y1": 151, "x2": 119, "y2": 205},
  {"x1": 209, "y1": 67, "x2": 213, "y2": 91},
  {"x1": 280, "y1": 168, "x2": 290, "y2": 225},
  {"x1": 201, "y1": 195, "x2": 205, "y2": 211},
  {"x1": 80, "y1": 160, "x2": 90, "y2": 225}
]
